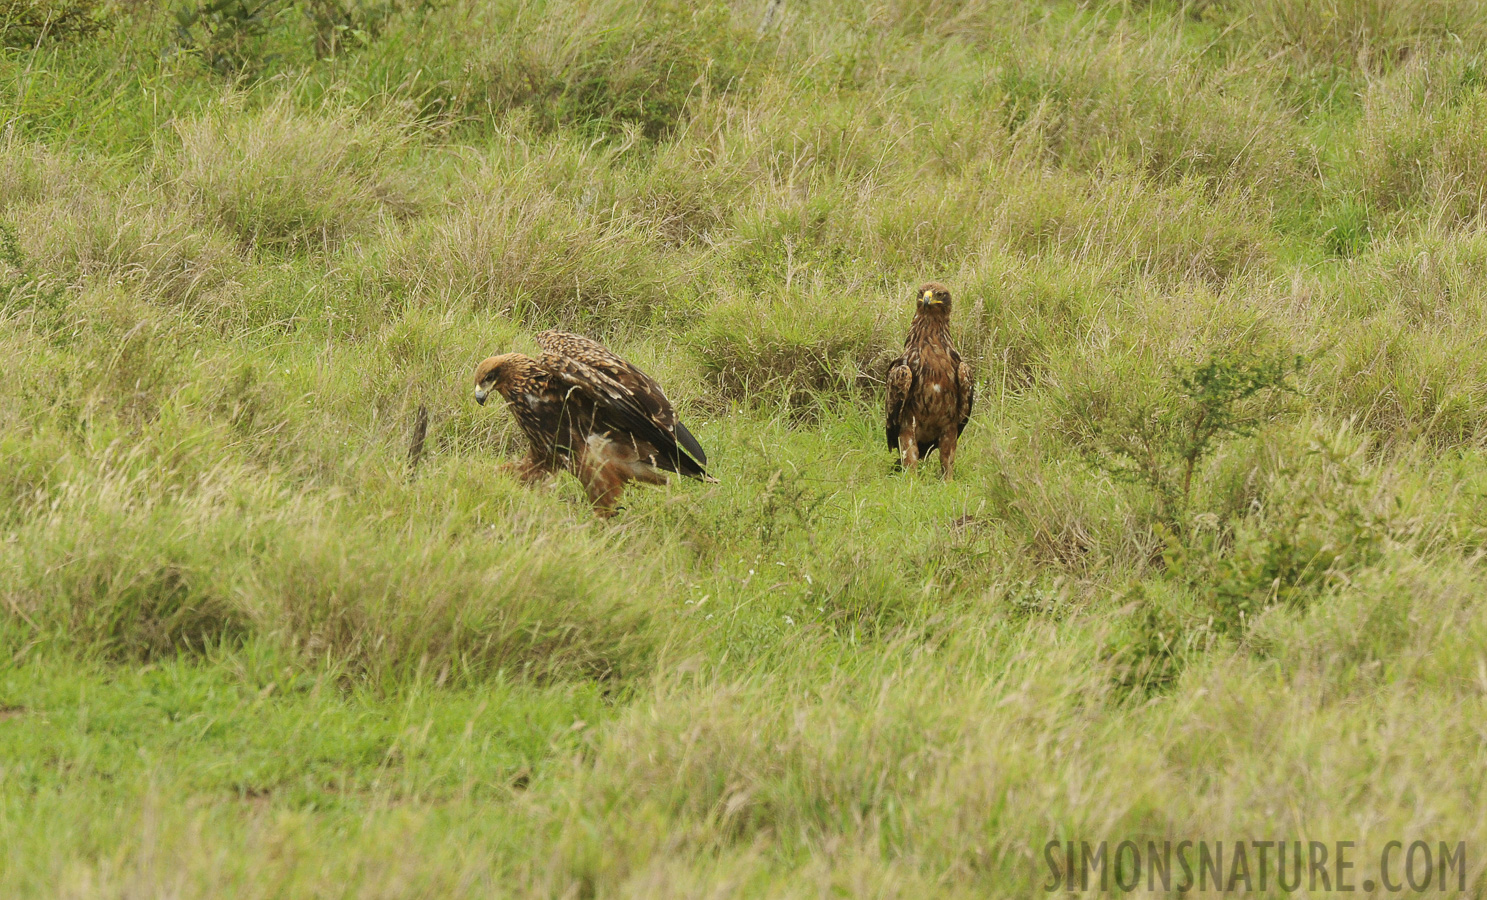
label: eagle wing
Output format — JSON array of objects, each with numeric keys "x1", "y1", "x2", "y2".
[
  {"x1": 534, "y1": 330, "x2": 708, "y2": 478},
  {"x1": 954, "y1": 351, "x2": 974, "y2": 435},
  {"x1": 885, "y1": 355, "x2": 912, "y2": 450}
]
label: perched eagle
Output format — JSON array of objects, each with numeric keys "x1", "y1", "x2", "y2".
[
  {"x1": 885, "y1": 282, "x2": 974, "y2": 477},
  {"x1": 473, "y1": 330, "x2": 711, "y2": 516}
]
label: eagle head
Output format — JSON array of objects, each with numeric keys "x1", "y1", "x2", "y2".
[
  {"x1": 473, "y1": 353, "x2": 526, "y2": 406},
  {"x1": 916, "y1": 281, "x2": 952, "y2": 314}
]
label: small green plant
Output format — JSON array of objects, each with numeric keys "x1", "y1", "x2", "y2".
[
  {"x1": 1106, "y1": 580, "x2": 1219, "y2": 698},
  {"x1": 0, "y1": 219, "x2": 63, "y2": 318},
  {"x1": 1320, "y1": 197, "x2": 1373, "y2": 257},
  {"x1": 1065, "y1": 348, "x2": 1303, "y2": 530},
  {"x1": 1107, "y1": 426, "x2": 1390, "y2": 699}
]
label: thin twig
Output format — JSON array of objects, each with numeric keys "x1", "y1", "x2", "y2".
[
  {"x1": 756, "y1": 0, "x2": 781, "y2": 37},
  {"x1": 407, "y1": 403, "x2": 430, "y2": 479}
]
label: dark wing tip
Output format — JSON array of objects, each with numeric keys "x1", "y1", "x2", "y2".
[{"x1": 673, "y1": 419, "x2": 707, "y2": 467}]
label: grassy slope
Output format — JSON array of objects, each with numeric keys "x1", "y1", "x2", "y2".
[{"x1": 4, "y1": 0, "x2": 1487, "y2": 895}]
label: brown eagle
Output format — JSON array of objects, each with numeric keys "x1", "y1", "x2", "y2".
[
  {"x1": 885, "y1": 282, "x2": 974, "y2": 477},
  {"x1": 473, "y1": 330, "x2": 710, "y2": 516}
]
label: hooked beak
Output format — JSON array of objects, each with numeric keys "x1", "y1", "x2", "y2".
[
  {"x1": 922, "y1": 290, "x2": 941, "y2": 305},
  {"x1": 474, "y1": 389, "x2": 488, "y2": 406}
]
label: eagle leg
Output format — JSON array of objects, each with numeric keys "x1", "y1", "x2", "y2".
[
  {"x1": 897, "y1": 427, "x2": 920, "y2": 471},
  {"x1": 938, "y1": 428, "x2": 958, "y2": 480},
  {"x1": 577, "y1": 456, "x2": 628, "y2": 518},
  {"x1": 500, "y1": 454, "x2": 552, "y2": 485}
]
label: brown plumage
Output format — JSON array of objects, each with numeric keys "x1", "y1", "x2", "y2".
[
  {"x1": 885, "y1": 282, "x2": 974, "y2": 477},
  {"x1": 473, "y1": 330, "x2": 710, "y2": 516}
]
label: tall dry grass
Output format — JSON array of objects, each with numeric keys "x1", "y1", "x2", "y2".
[{"x1": 3, "y1": 0, "x2": 1487, "y2": 894}]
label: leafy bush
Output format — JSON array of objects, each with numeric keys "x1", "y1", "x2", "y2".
[
  {"x1": 172, "y1": 0, "x2": 413, "y2": 76},
  {"x1": 173, "y1": 0, "x2": 283, "y2": 76},
  {"x1": 1061, "y1": 347, "x2": 1302, "y2": 529},
  {"x1": 1106, "y1": 579, "x2": 1219, "y2": 697},
  {"x1": 0, "y1": 0, "x2": 103, "y2": 47},
  {"x1": 301, "y1": 0, "x2": 404, "y2": 58},
  {"x1": 1110, "y1": 425, "x2": 1390, "y2": 696},
  {"x1": 1166, "y1": 427, "x2": 1388, "y2": 633}
]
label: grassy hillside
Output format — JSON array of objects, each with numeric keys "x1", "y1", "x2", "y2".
[{"x1": 4, "y1": 0, "x2": 1487, "y2": 894}]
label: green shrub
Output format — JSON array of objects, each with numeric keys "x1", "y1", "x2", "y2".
[
  {"x1": 1061, "y1": 347, "x2": 1302, "y2": 529},
  {"x1": 1106, "y1": 579, "x2": 1219, "y2": 697},
  {"x1": 172, "y1": 0, "x2": 283, "y2": 76},
  {"x1": 1164, "y1": 426, "x2": 1389, "y2": 632},
  {"x1": 301, "y1": 0, "x2": 404, "y2": 59},
  {"x1": 171, "y1": 0, "x2": 409, "y2": 77},
  {"x1": 1107, "y1": 425, "x2": 1391, "y2": 697},
  {"x1": 1, "y1": 0, "x2": 104, "y2": 47}
]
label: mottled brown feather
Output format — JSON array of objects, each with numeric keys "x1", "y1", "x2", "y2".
[
  {"x1": 535, "y1": 330, "x2": 708, "y2": 465},
  {"x1": 474, "y1": 333, "x2": 710, "y2": 516}
]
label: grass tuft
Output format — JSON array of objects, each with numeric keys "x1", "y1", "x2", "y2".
[{"x1": 173, "y1": 95, "x2": 420, "y2": 254}]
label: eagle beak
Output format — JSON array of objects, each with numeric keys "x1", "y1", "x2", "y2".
[{"x1": 474, "y1": 389, "x2": 488, "y2": 406}]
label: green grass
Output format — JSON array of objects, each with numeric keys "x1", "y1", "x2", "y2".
[{"x1": 4, "y1": 0, "x2": 1487, "y2": 894}]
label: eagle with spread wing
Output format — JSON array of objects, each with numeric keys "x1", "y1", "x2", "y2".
[
  {"x1": 885, "y1": 282, "x2": 974, "y2": 477},
  {"x1": 473, "y1": 330, "x2": 711, "y2": 516}
]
